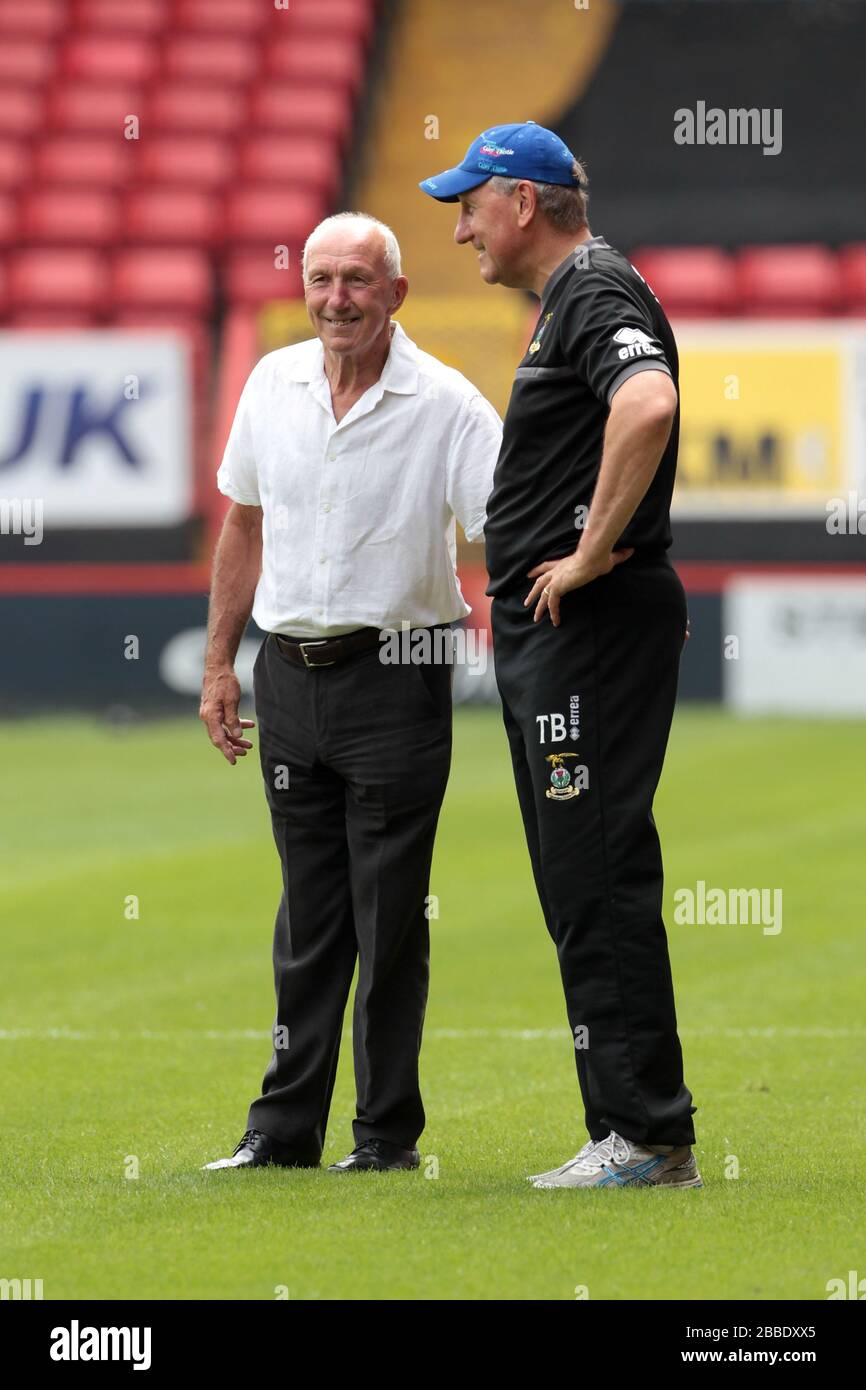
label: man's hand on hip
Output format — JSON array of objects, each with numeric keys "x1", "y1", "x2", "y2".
[
  {"x1": 199, "y1": 666, "x2": 255, "y2": 765},
  {"x1": 525, "y1": 546, "x2": 634, "y2": 627}
]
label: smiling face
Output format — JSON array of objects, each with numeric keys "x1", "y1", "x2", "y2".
[
  {"x1": 303, "y1": 225, "x2": 407, "y2": 357},
  {"x1": 454, "y1": 180, "x2": 526, "y2": 287}
]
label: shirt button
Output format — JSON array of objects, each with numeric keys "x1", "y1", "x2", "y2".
[
  {"x1": 319, "y1": 556, "x2": 326, "y2": 564},
  {"x1": 328, "y1": 453, "x2": 337, "y2": 462},
  {"x1": 323, "y1": 503, "x2": 331, "y2": 513}
]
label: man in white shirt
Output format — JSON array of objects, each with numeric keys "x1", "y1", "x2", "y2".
[{"x1": 200, "y1": 213, "x2": 502, "y2": 1174}]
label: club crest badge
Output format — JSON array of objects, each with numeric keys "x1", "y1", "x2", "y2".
[{"x1": 545, "y1": 751, "x2": 581, "y2": 801}]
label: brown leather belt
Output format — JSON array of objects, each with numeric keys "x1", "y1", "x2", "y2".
[{"x1": 271, "y1": 627, "x2": 382, "y2": 669}]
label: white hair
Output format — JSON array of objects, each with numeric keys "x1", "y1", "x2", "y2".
[{"x1": 302, "y1": 212, "x2": 402, "y2": 279}]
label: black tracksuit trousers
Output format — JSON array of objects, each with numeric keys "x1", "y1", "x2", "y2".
[
  {"x1": 490, "y1": 554, "x2": 697, "y2": 1147},
  {"x1": 246, "y1": 631, "x2": 452, "y2": 1159}
]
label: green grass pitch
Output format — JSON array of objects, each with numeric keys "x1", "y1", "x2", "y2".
[{"x1": 2, "y1": 706, "x2": 864, "y2": 1300}]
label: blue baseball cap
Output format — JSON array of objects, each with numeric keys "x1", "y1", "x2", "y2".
[{"x1": 419, "y1": 120, "x2": 580, "y2": 202}]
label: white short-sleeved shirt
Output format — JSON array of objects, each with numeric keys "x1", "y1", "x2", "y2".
[{"x1": 216, "y1": 319, "x2": 503, "y2": 638}]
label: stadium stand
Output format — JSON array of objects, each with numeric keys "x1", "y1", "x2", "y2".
[
  {"x1": 2, "y1": 0, "x2": 864, "y2": 580},
  {"x1": 0, "y1": 0, "x2": 384, "y2": 582},
  {"x1": 16, "y1": 0, "x2": 863, "y2": 333},
  {"x1": 0, "y1": 0, "x2": 379, "y2": 332},
  {"x1": 556, "y1": 0, "x2": 866, "y2": 250},
  {"x1": 0, "y1": 0, "x2": 381, "y2": 565}
]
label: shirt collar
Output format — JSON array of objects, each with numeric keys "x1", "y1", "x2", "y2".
[
  {"x1": 284, "y1": 319, "x2": 419, "y2": 397},
  {"x1": 540, "y1": 235, "x2": 610, "y2": 311}
]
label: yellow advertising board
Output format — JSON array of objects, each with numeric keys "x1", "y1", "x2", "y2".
[{"x1": 674, "y1": 322, "x2": 866, "y2": 516}]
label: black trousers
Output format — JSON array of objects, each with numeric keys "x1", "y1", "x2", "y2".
[
  {"x1": 247, "y1": 630, "x2": 453, "y2": 1157},
  {"x1": 490, "y1": 554, "x2": 697, "y2": 1147}
]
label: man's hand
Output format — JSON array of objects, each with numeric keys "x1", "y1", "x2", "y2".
[
  {"x1": 200, "y1": 666, "x2": 255, "y2": 765},
  {"x1": 525, "y1": 546, "x2": 635, "y2": 627}
]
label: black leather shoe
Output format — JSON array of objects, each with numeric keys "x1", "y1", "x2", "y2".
[
  {"x1": 327, "y1": 1138, "x2": 420, "y2": 1173},
  {"x1": 202, "y1": 1129, "x2": 320, "y2": 1170}
]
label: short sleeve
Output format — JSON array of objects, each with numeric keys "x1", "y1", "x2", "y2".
[
  {"x1": 559, "y1": 276, "x2": 674, "y2": 406},
  {"x1": 445, "y1": 392, "x2": 503, "y2": 542},
  {"x1": 216, "y1": 360, "x2": 263, "y2": 506}
]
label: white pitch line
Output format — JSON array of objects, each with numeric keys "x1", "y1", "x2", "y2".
[{"x1": 0, "y1": 1026, "x2": 863, "y2": 1041}]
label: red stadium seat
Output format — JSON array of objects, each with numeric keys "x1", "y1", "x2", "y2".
[
  {"x1": 0, "y1": 193, "x2": 17, "y2": 246},
  {"x1": 0, "y1": 0, "x2": 368, "y2": 325},
  {"x1": 0, "y1": 87, "x2": 44, "y2": 138},
  {"x1": 629, "y1": 246, "x2": 738, "y2": 317},
  {"x1": 736, "y1": 244, "x2": 842, "y2": 317},
  {"x1": 249, "y1": 85, "x2": 352, "y2": 143},
  {"x1": 62, "y1": 36, "x2": 159, "y2": 85},
  {"x1": 7, "y1": 248, "x2": 108, "y2": 314},
  {"x1": 0, "y1": 0, "x2": 65, "y2": 37},
  {"x1": 35, "y1": 137, "x2": 134, "y2": 188},
  {"x1": 265, "y1": 36, "x2": 365, "y2": 96},
  {"x1": 286, "y1": 0, "x2": 376, "y2": 45},
  {"x1": 74, "y1": 0, "x2": 168, "y2": 34},
  {"x1": 237, "y1": 136, "x2": 340, "y2": 200},
  {"x1": 839, "y1": 244, "x2": 866, "y2": 314},
  {"x1": 112, "y1": 248, "x2": 213, "y2": 314},
  {"x1": 148, "y1": 85, "x2": 246, "y2": 135},
  {"x1": 20, "y1": 188, "x2": 121, "y2": 246},
  {"x1": 0, "y1": 39, "x2": 56, "y2": 84},
  {"x1": 224, "y1": 249, "x2": 305, "y2": 306},
  {"x1": 122, "y1": 187, "x2": 221, "y2": 246},
  {"x1": 136, "y1": 135, "x2": 235, "y2": 188},
  {"x1": 173, "y1": 0, "x2": 268, "y2": 34},
  {"x1": 163, "y1": 36, "x2": 261, "y2": 85},
  {"x1": 0, "y1": 140, "x2": 27, "y2": 191},
  {"x1": 48, "y1": 85, "x2": 142, "y2": 136},
  {"x1": 225, "y1": 187, "x2": 324, "y2": 246}
]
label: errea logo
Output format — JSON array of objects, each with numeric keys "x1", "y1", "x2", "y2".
[{"x1": 612, "y1": 327, "x2": 662, "y2": 360}]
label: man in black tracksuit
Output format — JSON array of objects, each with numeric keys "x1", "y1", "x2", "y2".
[{"x1": 421, "y1": 122, "x2": 701, "y2": 1188}]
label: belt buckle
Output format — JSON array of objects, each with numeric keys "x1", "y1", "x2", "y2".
[{"x1": 299, "y1": 640, "x2": 335, "y2": 669}]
